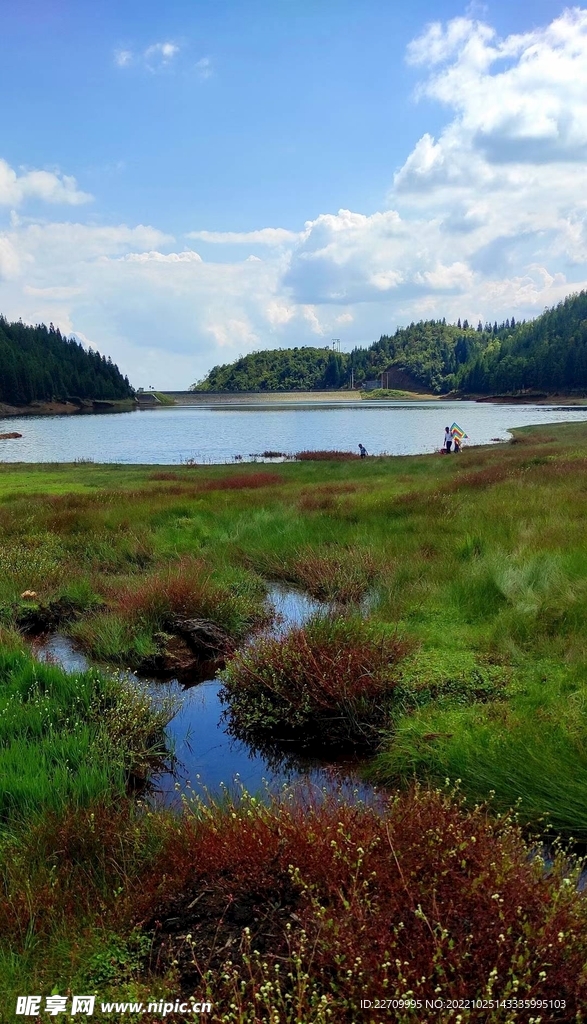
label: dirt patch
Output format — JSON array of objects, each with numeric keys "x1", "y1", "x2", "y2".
[{"x1": 148, "y1": 875, "x2": 300, "y2": 993}]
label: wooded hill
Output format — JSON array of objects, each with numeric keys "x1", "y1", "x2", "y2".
[
  {"x1": 193, "y1": 291, "x2": 587, "y2": 395},
  {"x1": 0, "y1": 318, "x2": 133, "y2": 405}
]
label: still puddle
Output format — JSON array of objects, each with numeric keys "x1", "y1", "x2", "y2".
[{"x1": 30, "y1": 586, "x2": 370, "y2": 806}]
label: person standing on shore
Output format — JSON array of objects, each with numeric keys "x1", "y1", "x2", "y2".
[
  {"x1": 358, "y1": 443, "x2": 367, "y2": 458},
  {"x1": 444, "y1": 427, "x2": 452, "y2": 453}
]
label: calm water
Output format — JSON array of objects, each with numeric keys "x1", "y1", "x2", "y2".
[
  {"x1": 2, "y1": 400, "x2": 587, "y2": 463},
  {"x1": 31, "y1": 587, "x2": 366, "y2": 805}
]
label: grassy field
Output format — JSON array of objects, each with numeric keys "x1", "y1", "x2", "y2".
[{"x1": 4, "y1": 423, "x2": 587, "y2": 1018}]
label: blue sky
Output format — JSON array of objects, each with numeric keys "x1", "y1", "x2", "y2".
[{"x1": 0, "y1": 0, "x2": 585, "y2": 387}]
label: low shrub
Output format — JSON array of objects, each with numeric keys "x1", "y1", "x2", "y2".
[
  {"x1": 220, "y1": 617, "x2": 407, "y2": 750},
  {"x1": 297, "y1": 481, "x2": 359, "y2": 512},
  {"x1": 139, "y1": 788, "x2": 587, "y2": 1020}
]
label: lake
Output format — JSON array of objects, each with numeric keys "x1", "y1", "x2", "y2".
[{"x1": 1, "y1": 400, "x2": 587, "y2": 463}]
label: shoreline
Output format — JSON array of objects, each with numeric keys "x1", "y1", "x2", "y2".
[
  {"x1": 0, "y1": 398, "x2": 136, "y2": 417},
  {"x1": 163, "y1": 389, "x2": 587, "y2": 407},
  {"x1": 2, "y1": 392, "x2": 587, "y2": 417}
]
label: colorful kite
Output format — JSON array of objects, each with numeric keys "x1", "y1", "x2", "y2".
[{"x1": 450, "y1": 422, "x2": 468, "y2": 441}]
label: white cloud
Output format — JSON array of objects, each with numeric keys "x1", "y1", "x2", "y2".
[
  {"x1": 144, "y1": 41, "x2": 180, "y2": 71},
  {"x1": 0, "y1": 159, "x2": 92, "y2": 207},
  {"x1": 206, "y1": 317, "x2": 258, "y2": 349},
  {"x1": 116, "y1": 41, "x2": 180, "y2": 72},
  {"x1": 0, "y1": 236, "x2": 20, "y2": 279},
  {"x1": 195, "y1": 57, "x2": 213, "y2": 80},
  {"x1": 266, "y1": 301, "x2": 294, "y2": 326},
  {"x1": 187, "y1": 227, "x2": 299, "y2": 246},
  {"x1": 3, "y1": 8, "x2": 587, "y2": 388},
  {"x1": 118, "y1": 250, "x2": 203, "y2": 263},
  {"x1": 400, "y1": 7, "x2": 587, "y2": 176},
  {"x1": 24, "y1": 285, "x2": 82, "y2": 299},
  {"x1": 302, "y1": 305, "x2": 326, "y2": 335},
  {"x1": 114, "y1": 49, "x2": 133, "y2": 67}
]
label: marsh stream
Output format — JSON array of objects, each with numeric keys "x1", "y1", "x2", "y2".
[{"x1": 30, "y1": 586, "x2": 370, "y2": 806}]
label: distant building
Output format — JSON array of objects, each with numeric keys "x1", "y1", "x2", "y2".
[{"x1": 362, "y1": 380, "x2": 381, "y2": 391}]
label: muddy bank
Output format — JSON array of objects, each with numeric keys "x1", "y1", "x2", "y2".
[
  {"x1": 475, "y1": 392, "x2": 587, "y2": 405},
  {"x1": 0, "y1": 398, "x2": 135, "y2": 417}
]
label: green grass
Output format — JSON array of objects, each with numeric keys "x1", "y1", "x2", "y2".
[
  {"x1": 151, "y1": 391, "x2": 175, "y2": 405},
  {"x1": 4, "y1": 424, "x2": 587, "y2": 1014},
  {"x1": 2, "y1": 424, "x2": 587, "y2": 827},
  {"x1": 0, "y1": 644, "x2": 170, "y2": 822}
]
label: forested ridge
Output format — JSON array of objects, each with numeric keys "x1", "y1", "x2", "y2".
[
  {"x1": 0, "y1": 317, "x2": 133, "y2": 405},
  {"x1": 193, "y1": 291, "x2": 587, "y2": 395}
]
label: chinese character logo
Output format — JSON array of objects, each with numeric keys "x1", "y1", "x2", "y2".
[
  {"x1": 71, "y1": 996, "x2": 95, "y2": 1016},
  {"x1": 45, "y1": 996, "x2": 68, "y2": 1016},
  {"x1": 16, "y1": 997, "x2": 42, "y2": 1016}
]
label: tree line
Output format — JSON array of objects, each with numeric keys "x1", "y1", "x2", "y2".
[
  {"x1": 192, "y1": 291, "x2": 587, "y2": 395},
  {"x1": 0, "y1": 318, "x2": 133, "y2": 406}
]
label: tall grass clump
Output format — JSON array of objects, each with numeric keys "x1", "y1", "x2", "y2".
[
  {"x1": 0, "y1": 648, "x2": 170, "y2": 822},
  {"x1": 220, "y1": 617, "x2": 407, "y2": 750},
  {"x1": 252, "y1": 544, "x2": 381, "y2": 602},
  {"x1": 372, "y1": 682, "x2": 587, "y2": 837}
]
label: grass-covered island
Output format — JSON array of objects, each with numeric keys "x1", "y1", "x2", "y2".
[{"x1": 4, "y1": 423, "x2": 587, "y2": 1020}]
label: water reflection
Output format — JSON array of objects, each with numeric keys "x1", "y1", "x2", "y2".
[{"x1": 29, "y1": 585, "x2": 369, "y2": 805}]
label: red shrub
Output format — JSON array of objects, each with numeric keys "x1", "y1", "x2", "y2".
[
  {"x1": 220, "y1": 617, "x2": 407, "y2": 749},
  {"x1": 139, "y1": 789, "x2": 587, "y2": 1018},
  {"x1": 110, "y1": 559, "x2": 211, "y2": 620},
  {"x1": 198, "y1": 472, "x2": 283, "y2": 491},
  {"x1": 296, "y1": 449, "x2": 360, "y2": 460}
]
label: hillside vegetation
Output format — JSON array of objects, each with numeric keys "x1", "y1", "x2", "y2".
[
  {"x1": 193, "y1": 290, "x2": 587, "y2": 396},
  {"x1": 193, "y1": 346, "x2": 349, "y2": 392},
  {"x1": 0, "y1": 317, "x2": 133, "y2": 405}
]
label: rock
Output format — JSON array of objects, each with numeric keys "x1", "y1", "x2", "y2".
[
  {"x1": 170, "y1": 616, "x2": 232, "y2": 657},
  {"x1": 137, "y1": 635, "x2": 225, "y2": 683},
  {"x1": 0, "y1": 432, "x2": 22, "y2": 440}
]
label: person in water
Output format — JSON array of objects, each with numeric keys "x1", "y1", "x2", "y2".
[
  {"x1": 444, "y1": 427, "x2": 452, "y2": 453},
  {"x1": 358, "y1": 443, "x2": 367, "y2": 458}
]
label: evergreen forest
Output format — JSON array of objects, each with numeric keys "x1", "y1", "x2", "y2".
[
  {"x1": 0, "y1": 317, "x2": 133, "y2": 406},
  {"x1": 193, "y1": 290, "x2": 587, "y2": 395}
]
